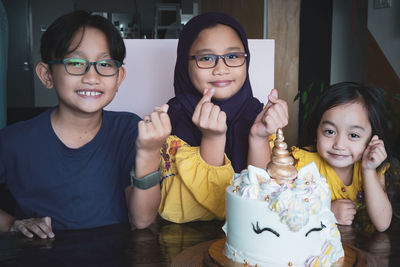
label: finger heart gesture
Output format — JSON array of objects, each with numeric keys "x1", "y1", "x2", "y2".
[
  {"x1": 192, "y1": 88, "x2": 227, "y2": 138},
  {"x1": 251, "y1": 89, "x2": 288, "y2": 139},
  {"x1": 137, "y1": 104, "x2": 172, "y2": 152},
  {"x1": 362, "y1": 135, "x2": 387, "y2": 170}
]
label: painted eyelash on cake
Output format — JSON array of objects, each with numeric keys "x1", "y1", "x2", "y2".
[
  {"x1": 305, "y1": 222, "x2": 326, "y2": 237},
  {"x1": 252, "y1": 221, "x2": 280, "y2": 237}
]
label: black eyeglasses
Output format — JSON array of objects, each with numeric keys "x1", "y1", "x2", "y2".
[
  {"x1": 190, "y1": 52, "x2": 247, "y2": 69},
  {"x1": 48, "y1": 58, "x2": 123, "y2": 77}
]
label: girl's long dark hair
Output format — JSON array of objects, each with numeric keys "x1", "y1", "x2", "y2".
[{"x1": 298, "y1": 82, "x2": 390, "y2": 172}]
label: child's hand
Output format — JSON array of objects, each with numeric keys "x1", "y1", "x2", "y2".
[
  {"x1": 362, "y1": 135, "x2": 387, "y2": 170},
  {"x1": 250, "y1": 89, "x2": 288, "y2": 139},
  {"x1": 331, "y1": 199, "x2": 356, "y2": 225},
  {"x1": 192, "y1": 88, "x2": 227, "y2": 138},
  {"x1": 11, "y1": 216, "x2": 54, "y2": 239},
  {"x1": 136, "y1": 104, "x2": 171, "y2": 154}
]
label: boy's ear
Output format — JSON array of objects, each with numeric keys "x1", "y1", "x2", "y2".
[
  {"x1": 36, "y1": 62, "x2": 54, "y2": 88},
  {"x1": 116, "y1": 66, "x2": 126, "y2": 91}
]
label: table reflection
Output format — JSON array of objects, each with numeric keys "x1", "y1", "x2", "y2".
[
  {"x1": 0, "y1": 223, "x2": 133, "y2": 267},
  {"x1": 0, "y1": 219, "x2": 225, "y2": 267},
  {"x1": 0, "y1": 212, "x2": 399, "y2": 266}
]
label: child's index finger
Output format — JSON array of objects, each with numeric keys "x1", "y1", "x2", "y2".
[{"x1": 193, "y1": 88, "x2": 214, "y2": 122}]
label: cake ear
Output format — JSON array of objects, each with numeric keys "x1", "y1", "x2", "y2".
[
  {"x1": 297, "y1": 162, "x2": 320, "y2": 180},
  {"x1": 248, "y1": 165, "x2": 269, "y2": 185},
  {"x1": 222, "y1": 222, "x2": 228, "y2": 235}
]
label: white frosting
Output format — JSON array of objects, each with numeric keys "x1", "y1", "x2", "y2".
[{"x1": 223, "y1": 163, "x2": 344, "y2": 267}]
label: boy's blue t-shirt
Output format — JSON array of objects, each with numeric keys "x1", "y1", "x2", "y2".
[{"x1": 0, "y1": 108, "x2": 141, "y2": 230}]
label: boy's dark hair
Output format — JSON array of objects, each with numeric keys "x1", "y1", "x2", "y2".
[
  {"x1": 40, "y1": 10, "x2": 125, "y2": 63},
  {"x1": 299, "y1": 81, "x2": 390, "y2": 171}
]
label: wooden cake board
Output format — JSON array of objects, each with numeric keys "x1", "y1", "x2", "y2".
[
  {"x1": 171, "y1": 238, "x2": 377, "y2": 266},
  {"x1": 207, "y1": 238, "x2": 377, "y2": 267}
]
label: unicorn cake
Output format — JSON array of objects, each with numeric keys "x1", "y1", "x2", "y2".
[{"x1": 222, "y1": 129, "x2": 344, "y2": 266}]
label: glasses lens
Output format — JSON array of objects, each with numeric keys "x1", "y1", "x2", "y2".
[
  {"x1": 64, "y1": 58, "x2": 88, "y2": 75},
  {"x1": 196, "y1": 55, "x2": 216, "y2": 68},
  {"x1": 96, "y1": 59, "x2": 119, "y2": 76},
  {"x1": 224, "y1": 53, "x2": 246, "y2": 67}
]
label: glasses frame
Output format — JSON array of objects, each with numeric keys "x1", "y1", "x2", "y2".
[
  {"x1": 47, "y1": 58, "x2": 123, "y2": 77},
  {"x1": 190, "y1": 52, "x2": 247, "y2": 69}
]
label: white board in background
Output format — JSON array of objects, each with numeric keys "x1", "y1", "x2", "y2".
[{"x1": 105, "y1": 39, "x2": 274, "y2": 118}]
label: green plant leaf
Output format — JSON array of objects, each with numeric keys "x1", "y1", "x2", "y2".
[
  {"x1": 306, "y1": 82, "x2": 314, "y2": 93},
  {"x1": 302, "y1": 91, "x2": 308, "y2": 105},
  {"x1": 294, "y1": 92, "x2": 300, "y2": 101}
]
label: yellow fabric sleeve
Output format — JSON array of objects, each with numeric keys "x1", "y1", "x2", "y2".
[
  {"x1": 159, "y1": 135, "x2": 234, "y2": 223},
  {"x1": 268, "y1": 134, "x2": 275, "y2": 149}
]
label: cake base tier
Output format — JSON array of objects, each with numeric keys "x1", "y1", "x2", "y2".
[{"x1": 207, "y1": 238, "x2": 377, "y2": 267}]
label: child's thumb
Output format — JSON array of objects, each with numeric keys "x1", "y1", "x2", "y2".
[
  {"x1": 158, "y1": 103, "x2": 169, "y2": 113},
  {"x1": 199, "y1": 88, "x2": 215, "y2": 104},
  {"x1": 269, "y1": 88, "x2": 278, "y2": 100},
  {"x1": 265, "y1": 89, "x2": 278, "y2": 108},
  {"x1": 371, "y1": 135, "x2": 379, "y2": 141}
]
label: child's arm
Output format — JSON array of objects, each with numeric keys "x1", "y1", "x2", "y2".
[
  {"x1": 127, "y1": 104, "x2": 171, "y2": 229},
  {"x1": 248, "y1": 89, "x2": 288, "y2": 168},
  {"x1": 0, "y1": 209, "x2": 14, "y2": 232},
  {"x1": 362, "y1": 135, "x2": 392, "y2": 232},
  {"x1": 192, "y1": 88, "x2": 227, "y2": 166}
]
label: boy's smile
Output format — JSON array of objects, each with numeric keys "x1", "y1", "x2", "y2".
[
  {"x1": 188, "y1": 24, "x2": 246, "y2": 101},
  {"x1": 75, "y1": 89, "x2": 103, "y2": 98}
]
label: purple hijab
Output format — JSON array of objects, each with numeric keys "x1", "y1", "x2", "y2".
[{"x1": 167, "y1": 12, "x2": 263, "y2": 172}]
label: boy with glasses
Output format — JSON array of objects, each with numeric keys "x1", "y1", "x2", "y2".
[{"x1": 0, "y1": 10, "x2": 171, "y2": 238}]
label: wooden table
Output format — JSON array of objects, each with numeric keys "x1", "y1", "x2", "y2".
[{"x1": 0, "y1": 207, "x2": 399, "y2": 267}]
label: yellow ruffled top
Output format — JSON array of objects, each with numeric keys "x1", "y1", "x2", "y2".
[
  {"x1": 291, "y1": 147, "x2": 388, "y2": 206},
  {"x1": 158, "y1": 135, "x2": 234, "y2": 223}
]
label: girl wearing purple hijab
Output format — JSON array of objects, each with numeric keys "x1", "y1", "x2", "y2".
[{"x1": 159, "y1": 12, "x2": 288, "y2": 223}]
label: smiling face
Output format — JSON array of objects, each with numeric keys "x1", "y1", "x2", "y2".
[
  {"x1": 316, "y1": 102, "x2": 372, "y2": 173},
  {"x1": 188, "y1": 24, "x2": 247, "y2": 101},
  {"x1": 38, "y1": 26, "x2": 125, "y2": 115}
]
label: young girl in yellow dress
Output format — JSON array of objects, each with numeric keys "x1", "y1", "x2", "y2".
[
  {"x1": 158, "y1": 12, "x2": 288, "y2": 223},
  {"x1": 293, "y1": 82, "x2": 392, "y2": 232}
]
